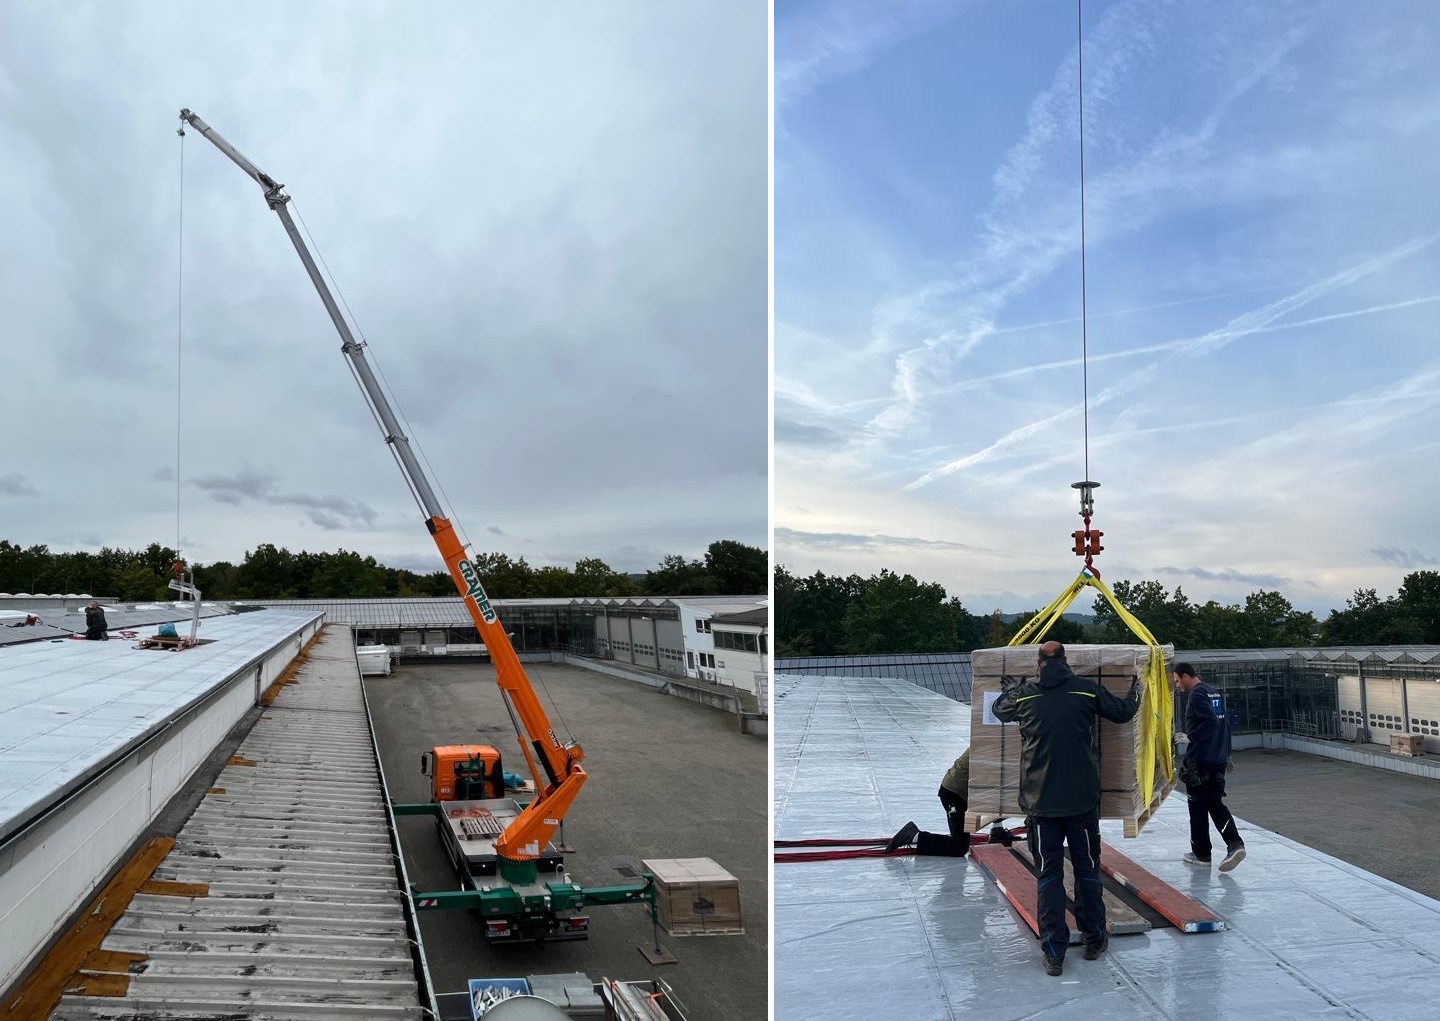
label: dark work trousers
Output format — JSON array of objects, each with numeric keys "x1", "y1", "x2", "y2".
[
  {"x1": 1186, "y1": 770, "x2": 1243, "y2": 859},
  {"x1": 914, "y1": 786, "x2": 970, "y2": 856},
  {"x1": 938, "y1": 785, "x2": 966, "y2": 839},
  {"x1": 1033, "y1": 809, "x2": 1105, "y2": 960}
]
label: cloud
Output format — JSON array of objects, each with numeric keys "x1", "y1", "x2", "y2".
[
  {"x1": 777, "y1": 526, "x2": 997, "y2": 556},
  {"x1": 191, "y1": 466, "x2": 377, "y2": 530},
  {"x1": 0, "y1": 2, "x2": 766, "y2": 566},
  {"x1": 1156, "y1": 566, "x2": 1291, "y2": 589},
  {"x1": 1372, "y1": 547, "x2": 1440, "y2": 569},
  {"x1": 486, "y1": 525, "x2": 505, "y2": 536},
  {"x1": 847, "y1": 3, "x2": 1319, "y2": 449},
  {"x1": 775, "y1": 416, "x2": 850, "y2": 448},
  {"x1": 0, "y1": 473, "x2": 38, "y2": 497},
  {"x1": 776, "y1": 0, "x2": 972, "y2": 111},
  {"x1": 904, "y1": 236, "x2": 1439, "y2": 490},
  {"x1": 151, "y1": 466, "x2": 176, "y2": 483}
]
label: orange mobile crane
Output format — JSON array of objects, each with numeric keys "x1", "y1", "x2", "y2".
[{"x1": 180, "y1": 109, "x2": 655, "y2": 943}]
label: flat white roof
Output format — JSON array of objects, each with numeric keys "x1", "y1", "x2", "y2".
[
  {"x1": 774, "y1": 674, "x2": 1440, "y2": 1020},
  {"x1": 0, "y1": 610, "x2": 321, "y2": 845}
]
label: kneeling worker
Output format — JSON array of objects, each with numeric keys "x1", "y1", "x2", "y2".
[
  {"x1": 994, "y1": 641, "x2": 1140, "y2": 977},
  {"x1": 886, "y1": 747, "x2": 973, "y2": 856}
]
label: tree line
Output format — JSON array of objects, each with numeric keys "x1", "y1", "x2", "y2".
[
  {"x1": 0, "y1": 539, "x2": 767, "y2": 603},
  {"x1": 775, "y1": 564, "x2": 1440, "y2": 657}
]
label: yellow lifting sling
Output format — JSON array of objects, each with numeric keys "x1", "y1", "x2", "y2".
[{"x1": 1006, "y1": 568, "x2": 1173, "y2": 808}]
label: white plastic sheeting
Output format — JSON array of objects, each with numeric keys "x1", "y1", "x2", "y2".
[{"x1": 774, "y1": 674, "x2": 1440, "y2": 1021}]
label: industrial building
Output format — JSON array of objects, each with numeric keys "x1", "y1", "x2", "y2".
[
  {"x1": 778, "y1": 645, "x2": 1440, "y2": 763},
  {"x1": 245, "y1": 595, "x2": 770, "y2": 697},
  {"x1": 1, "y1": 604, "x2": 767, "y2": 1020},
  {"x1": 773, "y1": 671, "x2": 1440, "y2": 1019}
]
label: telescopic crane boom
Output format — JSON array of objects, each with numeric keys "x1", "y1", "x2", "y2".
[{"x1": 179, "y1": 109, "x2": 586, "y2": 876}]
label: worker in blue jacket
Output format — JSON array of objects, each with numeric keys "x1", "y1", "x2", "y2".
[
  {"x1": 993, "y1": 641, "x2": 1140, "y2": 977},
  {"x1": 1174, "y1": 663, "x2": 1245, "y2": 872}
]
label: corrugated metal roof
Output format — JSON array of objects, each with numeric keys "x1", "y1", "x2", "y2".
[
  {"x1": 243, "y1": 595, "x2": 767, "y2": 628},
  {"x1": 776, "y1": 646, "x2": 1440, "y2": 705},
  {"x1": 49, "y1": 626, "x2": 424, "y2": 1019},
  {"x1": 776, "y1": 654, "x2": 975, "y2": 701},
  {"x1": 0, "y1": 603, "x2": 239, "y2": 648},
  {"x1": 774, "y1": 674, "x2": 1440, "y2": 1020},
  {"x1": 711, "y1": 608, "x2": 768, "y2": 627},
  {"x1": 0, "y1": 611, "x2": 320, "y2": 845}
]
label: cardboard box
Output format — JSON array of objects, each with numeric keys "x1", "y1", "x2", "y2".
[
  {"x1": 642, "y1": 857, "x2": 743, "y2": 935},
  {"x1": 967, "y1": 645, "x2": 1173, "y2": 829},
  {"x1": 1391, "y1": 732, "x2": 1426, "y2": 757}
]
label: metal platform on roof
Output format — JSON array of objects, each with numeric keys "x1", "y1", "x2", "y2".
[
  {"x1": 47, "y1": 625, "x2": 426, "y2": 1020},
  {"x1": 0, "y1": 610, "x2": 319, "y2": 845},
  {"x1": 774, "y1": 673, "x2": 1440, "y2": 1021}
]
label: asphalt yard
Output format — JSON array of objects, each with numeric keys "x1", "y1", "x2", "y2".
[
  {"x1": 365, "y1": 659, "x2": 768, "y2": 1021},
  {"x1": 1224, "y1": 747, "x2": 1440, "y2": 900}
]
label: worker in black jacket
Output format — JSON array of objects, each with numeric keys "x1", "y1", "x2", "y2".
[
  {"x1": 1174, "y1": 663, "x2": 1245, "y2": 872},
  {"x1": 83, "y1": 600, "x2": 108, "y2": 641},
  {"x1": 993, "y1": 641, "x2": 1140, "y2": 976}
]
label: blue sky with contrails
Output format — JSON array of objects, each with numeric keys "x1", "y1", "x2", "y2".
[{"x1": 775, "y1": 0, "x2": 1440, "y2": 616}]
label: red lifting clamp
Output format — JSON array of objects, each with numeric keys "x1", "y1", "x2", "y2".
[{"x1": 1069, "y1": 481, "x2": 1103, "y2": 575}]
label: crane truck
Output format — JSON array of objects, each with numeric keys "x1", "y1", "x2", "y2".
[{"x1": 179, "y1": 109, "x2": 656, "y2": 944}]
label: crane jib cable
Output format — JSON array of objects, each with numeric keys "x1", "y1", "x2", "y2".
[
  {"x1": 1078, "y1": 0, "x2": 1091, "y2": 491},
  {"x1": 175, "y1": 122, "x2": 186, "y2": 561}
]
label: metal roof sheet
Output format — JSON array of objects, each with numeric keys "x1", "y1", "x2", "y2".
[
  {"x1": 776, "y1": 654, "x2": 975, "y2": 701},
  {"x1": 48, "y1": 626, "x2": 424, "y2": 1019},
  {"x1": 774, "y1": 673, "x2": 1440, "y2": 1020},
  {"x1": 0, "y1": 610, "x2": 321, "y2": 846},
  {"x1": 242, "y1": 595, "x2": 767, "y2": 628},
  {"x1": 0, "y1": 603, "x2": 240, "y2": 648}
]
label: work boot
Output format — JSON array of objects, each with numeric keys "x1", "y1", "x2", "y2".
[
  {"x1": 1219, "y1": 844, "x2": 1246, "y2": 872},
  {"x1": 885, "y1": 821, "x2": 919, "y2": 852},
  {"x1": 1043, "y1": 955, "x2": 1064, "y2": 977},
  {"x1": 1082, "y1": 933, "x2": 1109, "y2": 960},
  {"x1": 1182, "y1": 852, "x2": 1211, "y2": 866}
]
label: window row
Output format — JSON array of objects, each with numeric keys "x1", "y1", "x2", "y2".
[{"x1": 714, "y1": 630, "x2": 767, "y2": 654}]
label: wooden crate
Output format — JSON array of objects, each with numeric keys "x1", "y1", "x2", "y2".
[
  {"x1": 1391, "y1": 732, "x2": 1427, "y2": 757},
  {"x1": 642, "y1": 857, "x2": 743, "y2": 936}
]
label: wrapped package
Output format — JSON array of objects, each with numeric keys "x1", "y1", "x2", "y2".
[{"x1": 966, "y1": 644, "x2": 1174, "y2": 836}]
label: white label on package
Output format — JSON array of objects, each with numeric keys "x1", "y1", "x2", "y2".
[{"x1": 982, "y1": 690, "x2": 1004, "y2": 726}]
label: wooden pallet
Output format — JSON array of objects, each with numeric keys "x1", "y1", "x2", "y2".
[
  {"x1": 1098, "y1": 840, "x2": 1224, "y2": 933},
  {"x1": 134, "y1": 635, "x2": 192, "y2": 651},
  {"x1": 1122, "y1": 776, "x2": 1176, "y2": 838},
  {"x1": 965, "y1": 779, "x2": 1175, "y2": 841},
  {"x1": 962, "y1": 811, "x2": 1011, "y2": 834}
]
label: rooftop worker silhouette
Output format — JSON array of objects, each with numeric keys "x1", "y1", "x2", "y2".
[
  {"x1": 83, "y1": 599, "x2": 109, "y2": 641},
  {"x1": 992, "y1": 641, "x2": 1140, "y2": 977}
]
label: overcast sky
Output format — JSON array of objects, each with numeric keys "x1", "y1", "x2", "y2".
[
  {"x1": 0, "y1": 1, "x2": 767, "y2": 576},
  {"x1": 776, "y1": 0, "x2": 1440, "y2": 616}
]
